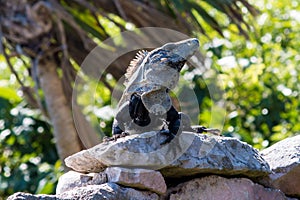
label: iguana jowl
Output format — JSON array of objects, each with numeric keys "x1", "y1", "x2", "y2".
[{"x1": 108, "y1": 38, "x2": 219, "y2": 144}]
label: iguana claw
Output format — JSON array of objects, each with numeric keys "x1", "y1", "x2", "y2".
[
  {"x1": 159, "y1": 129, "x2": 176, "y2": 145},
  {"x1": 103, "y1": 132, "x2": 129, "y2": 142},
  {"x1": 192, "y1": 126, "x2": 221, "y2": 136}
]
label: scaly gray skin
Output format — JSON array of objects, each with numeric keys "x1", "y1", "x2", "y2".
[{"x1": 106, "y1": 38, "x2": 220, "y2": 144}]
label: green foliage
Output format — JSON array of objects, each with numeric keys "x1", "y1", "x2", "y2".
[
  {"x1": 0, "y1": 92, "x2": 61, "y2": 197},
  {"x1": 0, "y1": 56, "x2": 62, "y2": 197},
  {"x1": 194, "y1": 0, "x2": 300, "y2": 149}
]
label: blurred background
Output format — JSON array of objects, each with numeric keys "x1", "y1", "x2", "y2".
[{"x1": 0, "y1": 0, "x2": 299, "y2": 197}]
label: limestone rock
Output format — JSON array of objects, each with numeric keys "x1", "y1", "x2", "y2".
[
  {"x1": 56, "y1": 170, "x2": 107, "y2": 194},
  {"x1": 58, "y1": 183, "x2": 158, "y2": 200},
  {"x1": 160, "y1": 132, "x2": 270, "y2": 178},
  {"x1": 56, "y1": 168, "x2": 165, "y2": 196},
  {"x1": 260, "y1": 135, "x2": 300, "y2": 197},
  {"x1": 166, "y1": 175, "x2": 294, "y2": 200},
  {"x1": 7, "y1": 192, "x2": 55, "y2": 200},
  {"x1": 91, "y1": 171, "x2": 108, "y2": 185},
  {"x1": 105, "y1": 167, "x2": 167, "y2": 194},
  {"x1": 65, "y1": 148, "x2": 106, "y2": 173},
  {"x1": 65, "y1": 131, "x2": 270, "y2": 179},
  {"x1": 9, "y1": 183, "x2": 158, "y2": 200}
]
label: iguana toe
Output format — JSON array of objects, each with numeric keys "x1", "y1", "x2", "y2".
[
  {"x1": 193, "y1": 126, "x2": 221, "y2": 136},
  {"x1": 102, "y1": 132, "x2": 130, "y2": 143},
  {"x1": 159, "y1": 129, "x2": 176, "y2": 145}
]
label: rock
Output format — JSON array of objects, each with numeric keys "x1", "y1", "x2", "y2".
[
  {"x1": 56, "y1": 170, "x2": 107, "y2": 194},
  {"x1": 56, "y1": 168, "x2": 164, "y2": 196},
  {"x1": 58, "y1": 183, "x2": 158, "y2": 200},
  {"x1": 56, "y1": 170, "x2": 92, "y2": 194},
  {"x1": 166, "y1": 175, "x2": 294, "y2": 200},
  {"x1": 105, "y1": 167, "x2": 167, "y2": 194},
  {"x1": 260, "y1": 135, "x2": 300, "y2": 197},
  {"x1": 65, "y1": 148, "x2": 106, "y2": 173},
  {"x1": 91, "y1": 172, "x2": 108, "y2": 185},
  {"x1": 9, "y1": 183, "x2": 158, "y2": 200},
  {"x1": 65, "y1": 131, "x2": 270, "y2": 179},
  {"x1": 7, "y1": 192, "x2": 56, "y2": 200},
  {"x1": 160, "y1": 132, "x2": 270, "y2": 178}
]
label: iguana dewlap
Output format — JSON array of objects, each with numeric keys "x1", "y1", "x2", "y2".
[{"x1": 109, "y1": 38, "x2": 219, "y2": 144}]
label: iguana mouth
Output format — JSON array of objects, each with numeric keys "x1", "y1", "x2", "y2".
[
  {"x1": 161, "y1": 38, "x2": 199, "y2": 71},
  {"x1": 161, "y1": 38, "x2": 199, "y2": 60}
]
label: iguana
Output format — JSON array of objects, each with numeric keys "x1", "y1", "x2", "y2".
[{"x1": 104, "y1": 38, "x2": 220, "y2": 144}]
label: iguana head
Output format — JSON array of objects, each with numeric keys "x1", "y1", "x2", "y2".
[
  {"x1": 125, "y1": 38, "x2": 199, "y2": 90},
  {"x1": 147, "y1": 38, "x2": 199, "y2": 72},
  {"x1": 124, "y1": 38, "x2": 199, "y2": 115}
]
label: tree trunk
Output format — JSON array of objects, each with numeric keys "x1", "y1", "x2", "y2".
[{"x1": 37, "y1": 56, "x2": 82, "y2": 164}]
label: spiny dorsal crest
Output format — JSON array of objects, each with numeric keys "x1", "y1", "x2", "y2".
[{"x1": 124, "y1": 50, "x2": 148, "y2": 85}]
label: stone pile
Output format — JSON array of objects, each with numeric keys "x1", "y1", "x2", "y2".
[{"x1": 8, "y1": 132, "x2": 300, "y2": 200}]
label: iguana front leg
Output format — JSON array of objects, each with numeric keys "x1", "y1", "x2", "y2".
[
  {"x1": 160, "y1": 108, "x2": 221, "y2": 144},
  {"x1": 159, "y1": 106, "x2": 181, "y2": 144},
  {"x1": 103, "y1": 104, "x2": 130, "y2": 142},
  {"x1": 129, "y1": 93, "x2": 151, "y2": 127},
  {"x1": 104, "y1": 93, "x2": 151, "y2": 142},
  {"x1": 103, "y1": 121, "x2": 129, "y2": 142}
]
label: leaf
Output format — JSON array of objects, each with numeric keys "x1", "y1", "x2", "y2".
[
  {"x1": 187, "y1": 1, "x2": 223, "y2": 36},
  {"x1": 0, "y1": 87, "x2": 21, "y2": 103},
  {"x1": 35, "y1": 177, "x2": 55, "y2": 194}
]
